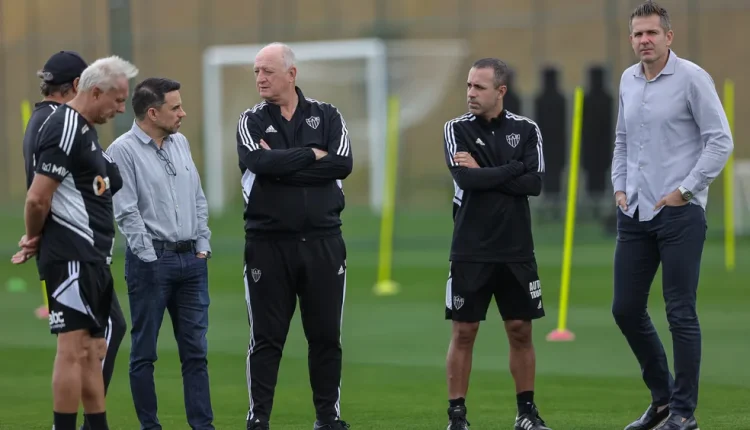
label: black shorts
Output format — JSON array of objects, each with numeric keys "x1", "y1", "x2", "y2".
[
  {"x1": 42, "y1": 261, "x2": 114, "y2": 337},
  {"x1": 444, "y1": 260, "x2": 545, "y2": 322}
]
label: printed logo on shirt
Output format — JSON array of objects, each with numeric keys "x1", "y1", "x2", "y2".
[
  {"x1": 82, "y1": 124, "x2": 89, "y2": 135},
  {"x1": 475, "y1": 138, "x2": 485, "y2": 146},
  {"x1": 92, "y1": 175, "x2": 111, "y2": 196},
  {"x1": 506, "y1": 133, "x2": 521, "y2": 148},
  {"x1": 265, "y1": 125, "x2": 277, "y2": 133},
  {"x1": 306, "y1": 116, "x2": 320, "y2": 129},
  {"x1": 41, "y1": 162, "x2": 68, "y2": 177}
]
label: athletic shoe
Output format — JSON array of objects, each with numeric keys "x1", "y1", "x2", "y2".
[
  {"x1": 447, "y1": 405, "x2": 470, "y2": 430},
  {"x1": 514, "y1": 404, "x2": 552, "y2": 430}
]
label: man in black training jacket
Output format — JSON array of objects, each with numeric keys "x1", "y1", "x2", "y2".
[
  {"x1": 19, "y1": 51, "x2": 127, "y2": 430},
  {"x1": 236, "y1": 42, "x2": 353, "y2": 430},
  {"x1": 442, "y1": 58, "x2": 552, "y2": 430}
]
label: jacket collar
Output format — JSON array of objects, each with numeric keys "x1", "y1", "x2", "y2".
[{"x1": 266, "y1": 86, "x2": 308, "y2": 117}]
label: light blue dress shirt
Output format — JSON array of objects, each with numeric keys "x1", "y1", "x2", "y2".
[
  {"x1": 611, "y1": 50, "x2": 734, "y2": 221},
  {"x1": 107, "y1": 121, "x2": 211, "y2": 262}
]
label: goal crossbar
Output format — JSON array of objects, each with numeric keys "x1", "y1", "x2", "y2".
[{"x1": 202, "y1": 38, "x2": 389, "y2": 215}]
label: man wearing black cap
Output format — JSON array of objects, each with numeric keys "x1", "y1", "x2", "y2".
[{"x1": 19, "y1": 51, "x2": 128, "y2": 430}]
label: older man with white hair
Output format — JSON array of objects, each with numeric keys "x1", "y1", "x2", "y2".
[
  {"x1": 15, "y1": 55, "x2": 138, "y2": 430},
  {"x1": 237, "y1": 42, "x2": 353, "y2": 430}
]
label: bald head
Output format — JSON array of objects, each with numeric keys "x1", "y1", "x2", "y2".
[
  {"x1": 254, "y1": 42, "x2": 297, "y2": 103},
  {"x1": 255, "y1": 42, "x2": 296, "y2": 70}
]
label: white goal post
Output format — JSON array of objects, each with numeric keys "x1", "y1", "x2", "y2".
[
  {"x1": 202, "y1": 38, "x2": 389, "y2": 216},
  {"x1": 202, "y1": 37, "x2": 469, "y2": 216}
]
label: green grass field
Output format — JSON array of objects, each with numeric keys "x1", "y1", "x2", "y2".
[{"x1": 0, "y1": 204, "x2": 748, "y2": 429}]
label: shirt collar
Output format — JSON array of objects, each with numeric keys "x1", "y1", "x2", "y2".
[
  {"x1": 635, "y1": 49, "x2": 678, "y2": 80},
  {"x1": 130, "y1": 120, "x2": 172, "y2": 145}
]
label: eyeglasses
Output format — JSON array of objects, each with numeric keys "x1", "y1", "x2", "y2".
[{"x1": 156, "y1": 148, "x2": 176, "y2": 176}]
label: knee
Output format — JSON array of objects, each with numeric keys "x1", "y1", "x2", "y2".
[
  {"x1": 666, "y1": 300, "x2": 698, "y2": 328},
  {"x1": 504, "y1": 320, "x2": 532, "y2": 348},
  {"x1": 56, "y1": 332, "x2": 88, "y2": 365},
  {"x1": 451, "y1": 322, "x2": 479, "y2": 348},
  {"x1": 612, "y1": 299, "x2": 644, "y2": 327},
  {"x1": 95, "y1": 338, "x2": 107, "y2": 362}
]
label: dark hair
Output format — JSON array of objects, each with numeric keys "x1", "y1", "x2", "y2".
[
  {"x1": 629, "y1": 1, "x2": 671, "y2": 33},
  {"x1": 471, "y1": 58, "x2": 510, "y2": 89},
  {"x1": 132, "y1": 77, "x2": 181, "y2": 120},
  {"x1": 37, "y1": 70, "x2": 75, "y2": 97}
]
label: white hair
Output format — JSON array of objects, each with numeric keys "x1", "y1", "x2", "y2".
[
  {"x1": 78, "y1": 55, "x2": 139, "y2": 92},
  {"x1": 259, "y1": 42, "x2": 296, "y2": 70}
]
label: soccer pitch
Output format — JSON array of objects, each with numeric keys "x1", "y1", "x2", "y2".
[{"x1": 0, "y1": 205, "x2": 748, "y2": 429}]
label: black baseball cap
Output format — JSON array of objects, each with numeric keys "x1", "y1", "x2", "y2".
[{"x1": 39, "y1": 51, "x2": 88, "y2": 85}]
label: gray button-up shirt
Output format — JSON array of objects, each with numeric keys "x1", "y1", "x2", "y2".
[
  {"x1": 107, "y1": 121, "x2": 211, "y2": 262},
  {"x1": 611, "y1": 50, "x2": 734, "y2": 221}
]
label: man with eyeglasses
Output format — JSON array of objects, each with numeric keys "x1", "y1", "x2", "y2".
[{"x1": 106, "y1": 77, "x2": 215, "y2": 430}]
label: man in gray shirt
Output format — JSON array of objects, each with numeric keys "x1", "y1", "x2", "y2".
[
  {"x1": 107, "y1": 77, "x2": 214, "y2": 430},
  {"x1": 611, "y1": 3, "x2": 733, "y2": 430}
]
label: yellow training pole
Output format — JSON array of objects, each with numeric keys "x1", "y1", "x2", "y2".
[
  {"x1": 373, "y1": 95, "x2": 400, "y2": 296},
  {"x1": 547, "y1": 86, "x2": 584, "y2": 342},
  {"x1": 723, "y1": 79, "x2": 735, "y2": 272}
]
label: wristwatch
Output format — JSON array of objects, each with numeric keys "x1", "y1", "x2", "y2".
[{"x1": 678, "y1": 185, "x2": 693, "y2": 201}]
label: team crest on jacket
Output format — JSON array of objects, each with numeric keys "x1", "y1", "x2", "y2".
[
  {"x1": 306, "y1": 116, "x2": 320, "y2": 129},
  {"x1": 506, "y1": 133, "x2": 521, "y2": 148}
]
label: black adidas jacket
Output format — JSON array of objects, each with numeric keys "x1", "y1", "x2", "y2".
[
  {"x1": 443, "y1": 110, "x2": 545, "y2": 262},
  {"x1": 236, "y1": 86, "x2": 353, "y2": 240}
]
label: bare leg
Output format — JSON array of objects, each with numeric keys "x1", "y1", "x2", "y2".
[
  {"x1": 504, "y1": 320, "x2": 535, "y2": 394},
  {"x1": 81, "y1": 337, "x2": 109, "y2": 429},
  {"x1": 447, "y1": 321, "x2": 479, "y2": 400},
  {"x1": 53, "y1": 331, "x2": 87, "y2": 429}
]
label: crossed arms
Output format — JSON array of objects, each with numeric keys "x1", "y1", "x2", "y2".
[
  {"x1": 236, "y1": 109, "x2": 353, "y2": 186},
  {"x1": 443, "y1": 120, "x2": 545, "y2": 196}
]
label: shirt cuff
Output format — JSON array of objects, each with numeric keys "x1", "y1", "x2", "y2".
[
  {"x1": 613, "y1": 179, "x2": 626, "y2": 195},
  {"x1": 136, "y1": 248, "x2": 157, "y2": 262},
  {"x1": 680, "y1": 175, "x2": 700, "y2": 194},
  {"x1": 196, "y1": 238, "x2": 211, "y2": 255}
]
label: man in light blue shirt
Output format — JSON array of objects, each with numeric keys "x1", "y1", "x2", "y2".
[
  {"x1": 611, "y1": 3, "x2": 733, "y2": 430},
  {"x1": 107, "y1": 77, "x2": 214, "y2": 430}
]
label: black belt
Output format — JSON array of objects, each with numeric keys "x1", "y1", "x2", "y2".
[{"x1": 152, "y1": 240, "x2": 195, "y2": 253}]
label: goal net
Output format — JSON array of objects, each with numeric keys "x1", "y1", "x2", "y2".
[{"x1": 201, "y1": 38, "x2": 468, "y2": 216}]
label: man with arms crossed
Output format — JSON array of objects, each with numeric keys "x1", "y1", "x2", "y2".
[
  {"x1": 442, "y1": 58, "x2": 550, "y2": 430},
  {"x1": 612, "y1": 3, "x2": 733, "y2": 430},
  {"x1": 107, "y1": 77, "x2": 215, "y2": 430},
  {"x1": 19, "y1": 50, "x2": 128, "y2": 430},
  {"x1": 237, "y1": 42, "x2": 352, "y2": 430},
  {"x1": 14, "y1": 55, "x2": 138, "y2": 430}
]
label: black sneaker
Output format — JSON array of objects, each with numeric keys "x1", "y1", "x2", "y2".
[
  {"x1": 446, "y1": 405, "x2": 470, "y2": 430},
  {"x1": 313, "y1": 419, "x2": 350, "y2": 429},
  {"x1": 656, "y1": 414, "x2": 699, "y2": 430},
  {"x1": 514, "y1": 405, "x2": 552, "y2": 430},
  {"x1": 248, "y1": 418, "x2": 270, "y2": 430},
  {"x1": 624, "y1": 404, "x2": 670, "y2": 430}
]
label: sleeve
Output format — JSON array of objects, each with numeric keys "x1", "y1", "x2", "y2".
[
  {"x1": 276, "y1": 106, "x2": 354, "y2": 186},
  {"x1": 493, "y1": 123, "x2": 545, "y2": 196},
  {"x1": 444, "y1": 119, "x2": 525, "y2": 191},
  {"x1": 193, "y1": 164, "x2": 212, "y2": 256},
  {"x1": 102, "y1": 151, "x2": 123, "y2": 195},
  {"x1": 681, "y1": 68, "x2": 734, "y2": 194},
  {"x1": 106, "y1": 143, "x2": 158, "y2": 262},
  {"x1": 34, "y1": 113, "x2": 79, "y2": 182},
  {"x1": 611, "y1": 86, "x2": 628, "y2": 194},
  {"x1": 236, "y1": 112, "x2": 316, "y2": 176}
]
